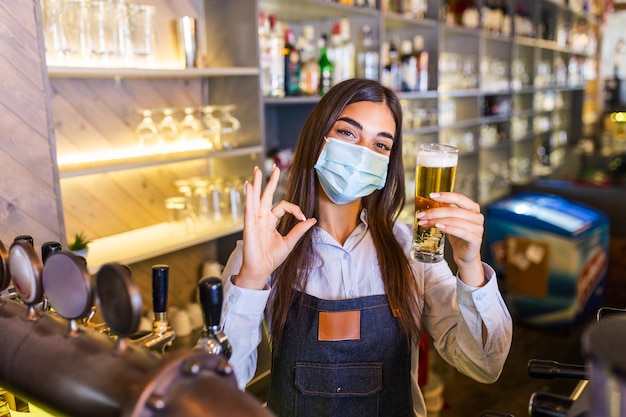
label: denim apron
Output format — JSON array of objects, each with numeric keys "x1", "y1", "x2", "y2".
[{"x1": 267, "y1": 291, "x2": 413, "y2": 417}]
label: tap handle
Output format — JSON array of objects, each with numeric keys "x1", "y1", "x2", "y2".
[
  {"x1": 152, "y1": 265, "x2": 169, "y2": 314},
  {"x1": 14, "y1": 235, "x2": 34, "y2": 247},
  {"x1": 528, "y1": 391, "x2": 573, "y2": 417},
  {"x1": 199, "y1": 277, "x2": 222, "y2": 328},
  {"x1": 527, "y1": 359, "x2": 588, "y2": 380},
  {"x1": 41, "y1": 241, "x2": 62, "y2": 264}
]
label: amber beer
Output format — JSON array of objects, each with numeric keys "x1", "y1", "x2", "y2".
[{"x1": 411, "y1": 143, "x2": 458, "y2": 263}]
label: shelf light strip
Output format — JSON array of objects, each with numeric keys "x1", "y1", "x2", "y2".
[{"x1": 57, "y1": 138, "x2": 214, "y2": 167}]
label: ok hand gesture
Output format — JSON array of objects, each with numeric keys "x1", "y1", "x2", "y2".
[{"x1": 234, "y1": 165, "x2": 317, "y2": 290}]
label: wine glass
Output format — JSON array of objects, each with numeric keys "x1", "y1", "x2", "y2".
[
  {"x1": 135, "y1": 109, "x2": 160, "y2": 148},
  {"x1": 201, "y1": 105, "x2": 221, "y2": 150},
  {"x1": 217, "y1": 105, "x2": 241, "y2": 149},
  {"x1": 158, "y1": 108, "x2": 179, "y2": 145},
  {"x1": 178, "y1": 107, "x2": 203, "y2": 143}
]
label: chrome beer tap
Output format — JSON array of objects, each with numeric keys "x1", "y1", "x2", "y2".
[
  {"x1": 133, "y1": 265, "x2": 176, "y2": 354},
  {"x1": 194, "y1": 277, "x2": 232, "y2": 359}
]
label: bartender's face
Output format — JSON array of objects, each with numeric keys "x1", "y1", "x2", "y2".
[{"x1": 325, "y1": 101, "x2": 396, "y2": 157}]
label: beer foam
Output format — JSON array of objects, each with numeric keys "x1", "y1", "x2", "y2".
[{"x1": 417, "y1": 152, "x2": 458, "y2": 167}]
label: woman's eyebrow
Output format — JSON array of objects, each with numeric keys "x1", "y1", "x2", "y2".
[{"x1": 336, "y1": 116, "x2": 394, "y2": 141}]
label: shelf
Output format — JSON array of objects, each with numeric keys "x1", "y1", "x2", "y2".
[
  {"x1": 440, "y1": 114, "x2": 510, "y2": 130},
  {"x1": 258, "y1": 0, "x2": 377, "y2": 21},
  {"x1": 383, "y1": 12, "x2": 438, "y2": 30},
  {"x1": 442, "y1": 23, "x2": 481, "y2": 37},
  {"x1": 47, "y1": 66, "x2": 259, "y2": 79},
  {"x1": 437, "y1": 88, "x2": 482, "y2": 97},
  {"x1": 512, "y1": 135, "x2": 537, "y2": 144},
  {"x1": 405, "y1": 125, "x2": 439, "y2": 136},
  {"x1": 84, "y1": 218, "x2": 243, "y2": 274},
  {"x1": 514, "y1": 109, "x2": 536, "y2": 118},
  {"x1": 513, "y1": 36, "x2": 539, "y2": 48},
  {"x1": 397, "y1": 90, "x2": 439, "y2": 100},
  {"x1": 58, "y1": 145, "x2": 264, "y2": 178},
  {"x1": 480, "y1": 141, "x2": 510, "y2": 152},
  {"x1": 264, "y1": 96, "x2": 321, "y2": 105}
]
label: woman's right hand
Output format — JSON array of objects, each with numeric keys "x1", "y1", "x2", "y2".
[{"x1": 233, "y1": 165, "x2": 317, "y2": 290}]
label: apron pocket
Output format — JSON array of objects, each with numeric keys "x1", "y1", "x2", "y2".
[{"x1": 294, "y1": 362, "x2": 382, "y2": 417}]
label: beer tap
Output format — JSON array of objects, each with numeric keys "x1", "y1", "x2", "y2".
[
  {"x1": 194, "y1": 277, "x2": 232, "y2": 359},
  {"x1": 40, "y1": 241, "x2": 62, "y2": 312},
  {"x1": 8, "y1": 240, "x2": 43, "y2": 321},
  {"x1": 133, "y1": 265, "x2": 176, "y2": 354},
  {"x1": 83, "y1": 265, "x2": 132, "y2": 335},
  {"x1": 41, "y1": 241, "x2": 62, "y2": 263}
]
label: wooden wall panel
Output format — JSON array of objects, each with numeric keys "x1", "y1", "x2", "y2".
[
  {"x1": 0, "y1": 0, "x2": 65, "y2": 250},
  {"x1": 0, "y1": 0, "x2": 239, "y2": 310},
  {"x1": 51, "y1": 78, "x2": 203, "y2": 155}
]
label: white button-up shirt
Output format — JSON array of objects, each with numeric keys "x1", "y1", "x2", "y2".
[{"x1": 221, "y1": 211, "x2": 512, "y2": 416}]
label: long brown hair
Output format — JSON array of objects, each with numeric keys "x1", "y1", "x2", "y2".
[{"x1": 270, "y1": 78, "x2": 422, "y2": 349}]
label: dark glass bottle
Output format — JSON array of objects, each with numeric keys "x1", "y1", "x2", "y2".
[
  {"x1": 318, "y1": 34, "x2": 333, "y2": 95},
  {"x1": 283, "y1": 28, "x2": 301, "y2": 96}
]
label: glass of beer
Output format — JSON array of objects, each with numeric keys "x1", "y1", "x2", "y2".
[{"x1": 411, "y1": 143, "x2": 458, "y2": 263}]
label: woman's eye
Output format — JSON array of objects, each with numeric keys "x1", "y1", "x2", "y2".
[
  {"x1": 336, "y1": 129, "x2": 356, "y2": 138},
  {"x1": 375, "y1": 142, "x2": 392, "y2": 152}
]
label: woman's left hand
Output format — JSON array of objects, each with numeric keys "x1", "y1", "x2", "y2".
[{"x1": 416, "y1": 192, "x2": 486, "y2": 287}]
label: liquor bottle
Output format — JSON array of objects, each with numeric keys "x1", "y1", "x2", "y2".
[
  {"x1": 328, "y1": 21, "x2": 344, "y2": 86},
  {"x1": 400, "y1": 39, "x2": 418, "y2": 92},
  {"x1": 318, "y1": 34, "x2": 334, "y2": 95},
  {"x1": 340, "y1": 18, "x2": 355, "y2": 81},
  {"x1": 268, "y1": 14, "x2": 285, "y2": 97},
  {"x1": 299, "y1": 25, "x2": 320, "y2": 96},
  {"x1": 356, "y1": 24, "x2": 379, "y2": 80},
  {"x1": 387, "y1": 39, "x2": 401, "y2": 91},
  {"x1": 400, "y1": 0, "x2": 428, "y2": 19},
  {"x1": 413, "y1": 35, "x2": 429, "y2": 92},
  {"x1": 258, "y1": 12, "x2": 272, "y2": 97},
  {"x1": 283, "y1": 28, "x2": 301, "y2": 96},
  {"x1": 380, "y1": 41, "x2": 391, "y2": 88}
]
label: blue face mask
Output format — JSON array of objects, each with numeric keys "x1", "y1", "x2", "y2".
[{"x1": 314, "y1": 137, "x2": 390, "y2": 205}]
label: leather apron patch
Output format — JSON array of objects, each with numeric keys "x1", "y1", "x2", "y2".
[{"x1": 318, "y1": 310, "x2": 361, "y2": 341}]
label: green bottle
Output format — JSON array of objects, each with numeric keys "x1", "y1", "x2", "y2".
[{"x1": 318, "y1": 34, "x2": 334, "y2": 95}]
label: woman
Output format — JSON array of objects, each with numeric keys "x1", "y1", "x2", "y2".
[{"x1": 220, "y1": 78, "x2": 512, "y2": 417}]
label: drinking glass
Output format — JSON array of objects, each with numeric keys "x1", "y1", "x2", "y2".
[
  {"x1": 135, "y1": 109, "x2": 160, "y2": 148},
  {"x1": 129, "y1": 4, "x2": 157, "y2": 67},
  {"x1": 65, "y1": 0, "x2": 92, "y2": 66},
  {"x1": 165, "y1": 196, "x2": 187, "y2": 223},
  {"x1": 174, "y1": 179, "x2": 198, "y2": 223},
  {"x1": 222, "y1": 177, "x2": 244, "y2": 222},
  {"x1": 165, "y1": 196, "x2": 194, "y2": 234},
  {"x1": 90, "y1": 1, "x2": 117, "y2": 65},
  {"x1": 201, "y1": 106, "x2": 221, "y2": 149},
  {"x1": 178, "y1": 107, "x2": 203, "y2": 142},
  {"x1": 110, "y1": 0, "x2": 132, "y2": 67},
  {"x1": 410, "y1": 143, "x2": 458, "y2": 263},
  {"x1": 158, "y1": 108, "x2": 179, "y2": 144},
  {"x1": 192, "y1": 177, "x2": 210, "y2": 222},
  {"x1": 217, "y1": 105, "x2": 241, "y2": 149},
  {"x1": 42, "y1": 0, "x2": 71, "y2": 65}
]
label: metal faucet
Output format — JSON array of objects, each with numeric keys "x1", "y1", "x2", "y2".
[
  {"x1": 194, "y1": 277, "x2": 232, "y2": 359},
  {"x1": 132, "y1": 265, "x2": 175, "y2": 354}
]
